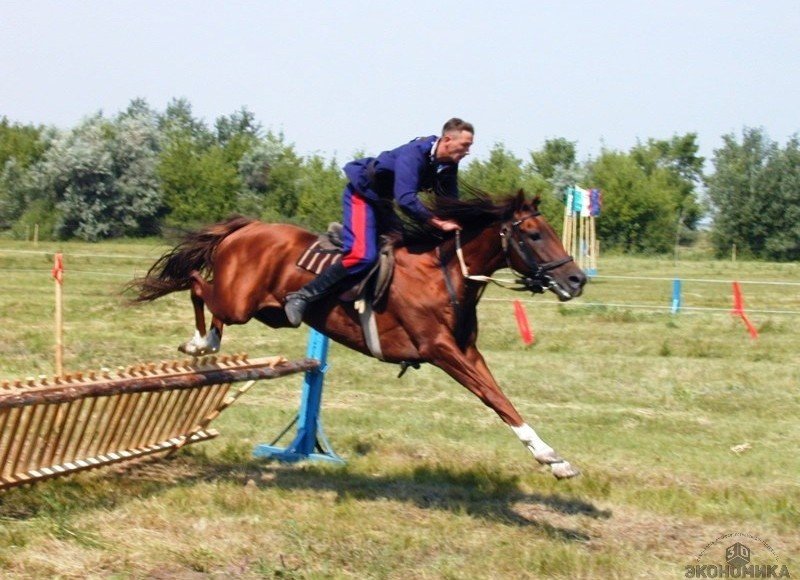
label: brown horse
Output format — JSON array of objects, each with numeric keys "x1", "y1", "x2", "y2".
[{"x1": 131, "y1": 190, "x2": 587, "y2": 478}]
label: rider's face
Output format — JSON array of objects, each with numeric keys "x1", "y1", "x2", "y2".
[{"x1": 437, "y1": 130, "x2": 474, "y2": 163}]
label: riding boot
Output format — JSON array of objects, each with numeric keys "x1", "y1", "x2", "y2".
[{"x1": 284, "y1": 261, "x2": 351, "y2": 327}]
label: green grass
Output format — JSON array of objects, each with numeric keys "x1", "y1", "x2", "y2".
[{"x1": 0, "y1": 240, "x2": 798, "y2": 577}]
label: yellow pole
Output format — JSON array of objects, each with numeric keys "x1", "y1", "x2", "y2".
[
  {"x1": 571, "y1": 212, "x2": 578, "y2": 258},
  {"x1": 565, "y1": 214, "x2": 573, "y2": 257}
]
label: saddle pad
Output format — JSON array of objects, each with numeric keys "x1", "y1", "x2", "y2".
[{"x1": 297, "y1": 240, "x2": 343, "y2": 275}]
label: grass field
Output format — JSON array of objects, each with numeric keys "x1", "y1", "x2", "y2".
[{"x1": 0, "y1": 238, "x2": 798, "y2": 578}]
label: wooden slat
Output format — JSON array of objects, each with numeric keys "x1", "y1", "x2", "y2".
[
  {"x1": 1, "y1": 430, "x2": 220, "y2": 491},
  {"x1": 0, "y1": 355, "x2": 317, "y2": 491}
]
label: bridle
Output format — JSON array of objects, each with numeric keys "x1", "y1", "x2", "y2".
[
  {"x1": 501, "y1": 211, "x2": 574, "y2": 292},
  {"x1": 454, "y1": 210, "x2": 574, "y2": 294}
]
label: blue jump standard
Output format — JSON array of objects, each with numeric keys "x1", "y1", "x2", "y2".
[{"x1": 253, "y1": 328, "x2": 344, "y2": 464}]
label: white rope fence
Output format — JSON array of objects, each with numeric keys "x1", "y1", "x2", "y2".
[
  {"x1": 2, "y1": 249, "x2": 799, "y2": 316},
  {"x1": 484, "y1": 297, "x2": 800, "y2": 316},
  {"x1": 592, "y1": 274, "x2": 800, "y2": 287},
  {"x1": 0, "y1": 248, "x2": 159, "y2": 260}
]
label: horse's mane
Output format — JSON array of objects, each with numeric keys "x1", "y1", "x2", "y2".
[
  {"x1": 400, "y1": 185, "x2": 537, "y2": 244},
  {"x1": 434, "y1": 185, "x2": 528, "y2": 225}
]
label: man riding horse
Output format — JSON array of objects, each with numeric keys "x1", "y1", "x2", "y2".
[
  {"x1": 283, "y1": 118, "x2": 474, "y2": 326},
  {"x1": 132, "y1": 119, "x2": 588, "y2": 480}
]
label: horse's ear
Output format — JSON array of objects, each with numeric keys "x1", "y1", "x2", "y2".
[{"x1": 515, "y1": 189, "x2": 526, "y2": 208}]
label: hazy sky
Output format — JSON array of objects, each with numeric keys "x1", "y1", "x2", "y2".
[{"x1": 2, "y1": 1, "x2": 799, "y2": 165}]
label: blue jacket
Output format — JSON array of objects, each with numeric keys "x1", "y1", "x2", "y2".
[{"x1": 343, "y1": 135, "x2": 460, "y2": 222}]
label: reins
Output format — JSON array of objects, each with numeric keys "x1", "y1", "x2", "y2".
[
  {"x1": 452, "y1": 211, "x2": 574, "y2": 291},
  {"x1": 454, "y1": 230, "x2": 518, "y2": 287}
]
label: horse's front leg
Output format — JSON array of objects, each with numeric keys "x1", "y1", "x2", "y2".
[{"x1": 428, "y1": 340, "x2": 579, "y2": 479}]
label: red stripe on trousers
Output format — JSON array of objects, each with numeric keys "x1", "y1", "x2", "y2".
[{"x1": 342, "y1": 192, "x2": 368, "y2": 268}]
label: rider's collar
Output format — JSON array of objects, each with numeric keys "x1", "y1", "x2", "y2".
[{"x1": 430, "y1": 137, "x2": 440, "y2": 164}]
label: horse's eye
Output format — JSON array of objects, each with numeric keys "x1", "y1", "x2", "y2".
[{"x1": 528, "y1": 231, "x2": 541, "y2": 241}]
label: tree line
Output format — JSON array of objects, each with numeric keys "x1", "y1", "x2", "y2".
[{"x1": 1, "y1": 99, "x2": 798, "y2": 260}]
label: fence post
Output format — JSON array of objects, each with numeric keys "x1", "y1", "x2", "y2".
[
  {"x1": 253, "y1": 328, "x2": 344, "y2": 464},
  {"x1": 53, "y1": 253, "x2": 64, "y2": 375},
  {"x1": 671, "y1": 278, "x2": 682, "y2": 314}
]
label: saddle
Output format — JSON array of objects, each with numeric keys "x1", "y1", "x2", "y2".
[{"x1": 296, "y1": 224, "x2": 396, "y2": 360}]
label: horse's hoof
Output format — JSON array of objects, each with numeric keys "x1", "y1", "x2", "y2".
[
  {"x1": 533, "y1": 449, "x2": 565, "y2": 465},
  {"x1": 550, "y1": 461, "x2": 580, "y2": 479},
  {"x1": 178, "y1": 342, "x2": 208, "y2": 356},
  {"x1": 178, "y1": 342, "x2": 197, "y2": 355}
]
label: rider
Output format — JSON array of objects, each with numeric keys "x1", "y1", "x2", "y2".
[{"x1": 284, "y1": 117, "x2": 474, "y2": 327}]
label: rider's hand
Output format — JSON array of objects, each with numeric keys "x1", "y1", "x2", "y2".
[{"x1": 429, "y1": 217, "x2": 461, "y2": 232}]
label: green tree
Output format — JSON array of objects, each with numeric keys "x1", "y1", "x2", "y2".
[
  {"x1": 461, "y1": 142, "x2": 561, "y2": 226},
  {"x1": 159, "y1": 138, "x2": 240, "y2": 227},
  {"x1": 527, "y1": 138, "x2": 585, "y2": 228},
  {"x1": 0, "y1": 158, "x2": 35, "y2": 230},
  {"x1": 0, "y1": 118, "x2": 50, "y2": 229},
  {"x1": 630, "y1": 134, "x2": 704, "y2": 235},
  {"x1": 0, "y1": 117, "x2": 48, "y2": 169},
  {"x1": 295, "y1": 155, "x2": 345, "y2": 232},
  {"x1": 706, "y1": 128, "x2": 773, "y2": 258},
  {"x1": 31, "y1": 107, "x2": 164, "y2": 241},
  {"x1": 237, "y1": 131, "x2": 303, "y2": 221},
  {"x1": 708, "y1": 128, "x2": 800, "y2": 260},
  {"x1": 157, "y1": 101, "x2": 245, "y2": 227},
  {"x1": 530, "y1": 137, "x2": 577, "y2": 181},
  {"x1": 215, "y1": 107, "x2": 261, "y2": 147},
  {"x1": 158, "y1": 98, "x2": 213, "y2": 146},
  {"x1": 761, "y1": 137, "x2": 800, "y2": 260},
  {"x1": 588, "y1": 150, "x2": 680, "y2": 253},
  {"x1": 461, "y1": 142, "x2": 525, "y2": 194}
]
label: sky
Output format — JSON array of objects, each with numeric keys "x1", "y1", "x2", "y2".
[{"x1": 2, "y1": 1, "x2": 799, "y2": 167}]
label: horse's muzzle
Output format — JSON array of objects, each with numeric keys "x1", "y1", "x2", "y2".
[{"x1": 549, "y1": 269, "x2": 587, "y2": 301}]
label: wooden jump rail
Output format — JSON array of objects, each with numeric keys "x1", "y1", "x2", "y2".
[{"x1": 0, "y1": 354, "x2": 319, "y2": 491}]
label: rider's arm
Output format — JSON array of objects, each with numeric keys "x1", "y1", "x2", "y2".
[{"x1": 393, "y1": 151, "x2": 434, "y2": 222}]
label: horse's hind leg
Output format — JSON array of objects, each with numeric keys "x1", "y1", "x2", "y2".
[
  {"x1": 177, "y1": 281, "x2": 223, "y2": 356},
  {"x1": 430, "y1": 341, "x2": 579, "y2": 480}
]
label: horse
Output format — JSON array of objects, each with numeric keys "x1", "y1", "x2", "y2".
[{"x1": 130, "y1": 190, "x2": 587, "y2": 478}]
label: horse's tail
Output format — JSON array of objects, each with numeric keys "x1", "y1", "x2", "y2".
[{"x1": 128, "y1": 216, "x2": 255, "y2": 303}]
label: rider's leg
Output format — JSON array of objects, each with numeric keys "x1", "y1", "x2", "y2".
[{"x1": 284, "y1": 187, "x2": 378, "y2": 327}]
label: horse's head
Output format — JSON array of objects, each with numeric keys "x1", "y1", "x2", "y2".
[{"x1": 502, "y1": 191, "x2": 586, "y2": 301}]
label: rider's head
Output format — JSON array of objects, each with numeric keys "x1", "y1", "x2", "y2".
[{"x1": 436, "y1": 118, "x2": 474, "y2": 163}]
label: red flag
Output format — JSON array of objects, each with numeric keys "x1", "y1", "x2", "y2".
[
  {"x1": 731, "y1": 282, "x2": 758, "y2": 339},
  {"x1": 731, "y1": 281, "x2": 744, "y2": 315},
  {"x1": 52, "y1": 253, "x2": 64, "y2": 285},
  {"x1": 513, "y1": 300, "x2": 534, "y2": 345}
]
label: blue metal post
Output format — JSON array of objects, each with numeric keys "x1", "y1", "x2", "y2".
[
  {"x1": 253, "y1": 329, "x2": 344, "y2": 464},
  {"x1": 671, "y1": 278, "x2": 682, "y2": 314}
]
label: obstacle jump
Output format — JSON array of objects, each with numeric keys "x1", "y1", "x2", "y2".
[
  {"x1": 562, "y1": 185, "x2": 601, "y2": 276},
  {"x1": 0, "y1": 348, "x2": 329, "y2": 492}
]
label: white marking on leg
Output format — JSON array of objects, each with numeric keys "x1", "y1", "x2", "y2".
[
  {"x1": 179, "y1": 329, "x2": 219, "y2": 355},
  {"x1": 511, "y1": 423, "x2": 554, "y2": 456},
  {"x1": 511, "y1": 423, "x2": 579, "y2": 478}
]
